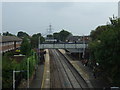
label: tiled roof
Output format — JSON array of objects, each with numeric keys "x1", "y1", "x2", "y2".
[
  {"x1": 66, "y1": 36, "x2": 90, "y2": 41},
  {"x1": 0, "y1": 36, "x2": 22, "y2": 43}
]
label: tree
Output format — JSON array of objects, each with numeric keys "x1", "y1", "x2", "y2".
[
  {"x1": 53, "y1": 32, "x2": 60, "y2": 40},
  {"x1": 20, "y1": 37, "x2": 31, "y2": 55},
  {"x1": 17, "y1": 31, "x2": 29, "y2": 38},
  {"x1": 30, "y1": 33, "x2": 45, "y2": 48},
  {"x1": 46, "y1": 34, "x2": 53, "y2": 38},
  {"x1": 32, "y1": 33, "x2": 41, "y2": 37},
  {"x1": 90, "y1": 25, "x2": 109, "y2": 41},
  {"x1": 59, "y1": 30, "x2": 72, "y2": 42},
  {"x1": 89, "y1": 17, "x2": 120, "y2": 86},
  {"x1": 3, "y1": 31, "x2": 15, "y2": 36}
]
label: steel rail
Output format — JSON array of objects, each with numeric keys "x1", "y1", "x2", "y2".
[{"x1": 56, "y1": 49, "x2": 89, "y2": 88}]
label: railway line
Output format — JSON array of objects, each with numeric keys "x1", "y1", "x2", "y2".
[{"x1": 49, "y1": 49, "x2": 89, "y2": 88}]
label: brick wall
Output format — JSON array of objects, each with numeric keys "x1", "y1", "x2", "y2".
[{"x1": 1, "y1": 41, "x2": 22, "y2": 53}]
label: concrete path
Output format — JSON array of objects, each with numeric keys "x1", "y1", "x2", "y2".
[
  {"x1": 41, "y1": 49, "x2": 50, "y2": 88},
  {"x1": 29, "y1": 64, "x2": 44, "y2": 88}
]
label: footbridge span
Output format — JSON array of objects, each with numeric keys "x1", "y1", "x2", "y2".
[{"x1": 39, "y1": 43, "x2": 88, "y2": 49}]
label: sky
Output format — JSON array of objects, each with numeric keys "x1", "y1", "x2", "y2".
[{"x1": 2, "y1": 2, "x2": 118, "y2": 36}]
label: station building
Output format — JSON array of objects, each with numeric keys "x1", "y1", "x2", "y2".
[
  {"x1": 65, "y1": 35, "x2": 91, "y2": 60},
  {"x1": 0, "y1": 36, "x2": 22, "y2": 54},
  {"x1": 66, "y1": 35, "x2": 90, "y2": 43}
]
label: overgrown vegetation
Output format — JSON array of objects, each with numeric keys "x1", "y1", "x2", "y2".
[
  {"x1": 20, "y1": 37, "x2": 31, "y2": 55},
  {"x1": 89, "y1": 17, "x2": 120, "y2": 86},
  {"x1": 2, "y1": 50, "x2": 38, "y2": 88}
]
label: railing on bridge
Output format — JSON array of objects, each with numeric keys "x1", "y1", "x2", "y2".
[{"x1": 39, "y1": 43, "x2": 88, "y2": 49}]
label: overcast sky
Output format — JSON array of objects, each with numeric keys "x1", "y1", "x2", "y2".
[{"x1": 2, "y1": 2, "x2": 118, "y2": 36}]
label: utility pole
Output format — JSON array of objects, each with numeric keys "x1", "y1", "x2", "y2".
[
  {"x1": 13, "y1": 70, "x2": 26, "y2": 90},
  {"x1": 48, "y1": 24, "x2": 52, "y2": 35},
  {"x1": 79, "y1": 48, "x2": 80, "y2": 60},
  {"x1": 39, "y1": 36, "x2": 40, "y2": 63},
  {"x1": 82, "y1": 35, "x2": 85, "y2": 59},
  {"x1": 13, "y1": 70, "x2": 15, "y2": 90},
  {"x1": 27, "y1": 58, "x2": 29, "y2": 88}
]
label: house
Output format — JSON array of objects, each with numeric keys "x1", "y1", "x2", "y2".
[
  {"x1": 65, "y1": 35, "x2": 90, "y2": 60},
  {"x1": 44, "y1": 37, "x2": 57, "y2": 43},
  {"x1": 0, "y1": 36, "x2": 22, "y2": 53},
  {"x1": 66, "y1": 35, "x2": 90, "y2": 43}
]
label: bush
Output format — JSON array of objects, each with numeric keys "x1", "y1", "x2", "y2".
[
  {"x1": 89, "y1": 17, "x2": 120, "y2": 86},
  {"x1": 2, "y1": 51, "x2": 38, "y2": 88}
]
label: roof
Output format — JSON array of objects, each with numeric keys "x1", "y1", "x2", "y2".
[
  {"x1": 66, "y1": 36, "x2": 90, "y2": 43},
  {"x1": 66, "y1": 49, "x2": 83, "y2": 53},
  {"x1": 0, "y1": 36, "x2": 22, "y2": 43},
  {"x1": 66, "y1": 36, "x2": 81, "y2": 41}
]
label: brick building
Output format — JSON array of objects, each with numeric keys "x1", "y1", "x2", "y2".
[
  {"x1": 66, "y1": 35, "x2": 90, "y2": 43},
  {"x1": 0, "y1": 36, "x2": 22, "y2": 53},
  {"x1": 65, "y1": 35, "x2": 90, "y2": 60}
]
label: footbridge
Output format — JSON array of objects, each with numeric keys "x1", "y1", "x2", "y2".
[{"x1": 39, "y1": 43, "x2": 88, "y2": 49}]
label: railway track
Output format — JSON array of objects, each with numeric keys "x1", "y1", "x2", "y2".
[{"x1": 49, "y1": 49, "x2": 89, "y2": 89}]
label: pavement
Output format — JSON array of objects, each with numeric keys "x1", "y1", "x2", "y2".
[
  {"x1": 19, "y1": 49, "x2": 49, "y2": 89},
  {"x1": 29, "y1": 64, "x2": 44, "y2": 88},
  {"x1": 58, "y1": 49, "x2": 110, "y2": 88},
  {"x1": 31, "y1": 49, "x2": 110, "y2": 88},
  {"x1": 41, "y1": 49, "x2": 50, "y2": 88},
  {"x1": 29, "y1": 49, "x2": 49, "y2": 88}
]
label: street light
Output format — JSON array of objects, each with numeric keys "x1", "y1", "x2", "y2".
[
  {"x1": 12, "y1": 57, "x2": 31, "y2": 89},
  {"x1": 82, "y1": 35, "x2": 85, "y2": 59},
  {"x1": 38, "y1": 36, "x2": 40, "y2": 63},
  {"x1": 27, "y1": 58, "x2": 30, "y2": 88},
  {"x1": 13, "y1": 70, "x2": 27, "y2": 90}
]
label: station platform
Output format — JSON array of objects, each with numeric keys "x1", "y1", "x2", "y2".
[
  {"x1": 41, "y1": 49, "x2": 50, "y2": 88},
  {"x1": 58, "y1": 49, "x2": 110, "y2": 88},
  {"x1": 41, "y1": 49, "x2": 110, "y2": 88},
  {"x1": 58, "y1": 49, "x2": 93, "y2": 88}
]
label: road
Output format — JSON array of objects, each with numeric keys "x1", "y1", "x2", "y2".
[{"x1": 49, "y1": 49, "x2": 89, "y2": 88}]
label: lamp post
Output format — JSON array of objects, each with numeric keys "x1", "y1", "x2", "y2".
[
  {"x1": 27, "y1": 58, "x2": 29, "y2": 88},
  {"x1": 13, "y1": 70, "x2": 15, "y2": 90},
  {"x1": 78, "y1": 38, "x2": 80, "y2": 60},
  {"x1": 13, "y1": 70, "x2": 26, "y2": 90},
  {"x1": 82, "y1": 35, "x2": 85, "y2": 59},
  {"x1": 38, "y1": 36, "x2": 40, "y2": 63}
]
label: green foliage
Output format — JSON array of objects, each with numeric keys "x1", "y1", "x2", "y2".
[
  {"x1": 59, "y1": 30, "x2": 72, "y2": 42},
  {"x1": 53, "y1": 30, "x2": 72, "y2": 42},
  {"x1": 3, "y1": 31, "x2": 15, "y2": 36},
  {"x1": 2, "y1": 51, "x2": 38, "y2": 88},
  {"x1": 30, "y1": 33, "x2": 45, "y2": 48},
  {"x1": 20, "y1": 37, "x2": 31, "y2": 55},
  {"x1": 47, "y1": 34, "x2": 53, "y2": 38},
  {"x1": 2, "y1": 54, "x2": 18, "y2": 88},
  {"x1": 89, "y1": 17, "x2": 120, "y2": 86},
  {"x1": 90, "y1": 25, "x2": 109, "y2": 41},
  {"x1": 17, "y1": 31, "x2": 30, "y2": 38},
  {"x1": 32, "y1": 33, "x2": 41, "y2": 37},
  {"x1": 53, "y1": 32, "x2": 60, "y2": 40}
]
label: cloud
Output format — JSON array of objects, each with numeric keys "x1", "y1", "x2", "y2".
[{"x1": 2, "y1": 2, "x2": 118, "y2": 36}]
